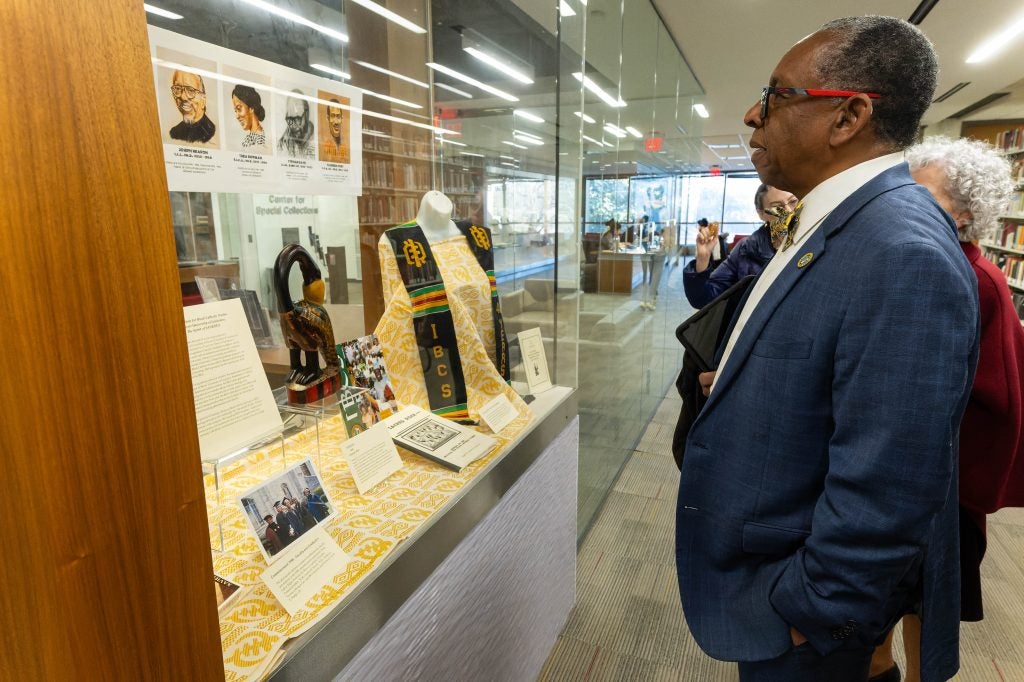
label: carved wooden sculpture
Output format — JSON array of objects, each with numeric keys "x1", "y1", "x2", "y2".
[{"x1": 273, "y1": 244, "x2": 341, "y2": 403}]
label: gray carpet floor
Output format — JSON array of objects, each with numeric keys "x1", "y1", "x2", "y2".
[{"x1": 541, "y1": 388, "x2": 1024, "y2": 681}]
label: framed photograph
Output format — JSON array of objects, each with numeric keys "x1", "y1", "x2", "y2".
[{"x1": 237, "y1": 458, "x2": 334, "y2": 563}]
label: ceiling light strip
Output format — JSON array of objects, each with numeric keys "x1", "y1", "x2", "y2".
[
  {"x1": 353, "y1": 60, "x2": 429, "y2": 88},
  {"x1": 572, "y1": 72, "x2": 626, "y2": 108},
  {"x1": 427, "y1": 62, "x2": 519, "y2": 102},
  {"x1": 238, "y1": 0, "x2": 348, "y2": 42},
  {"x1": 359, "y1": 88, "x2": 422, "y2": 109},
  {"x1": 966, "y1": 14, "x2": 1024, "y2": 63},
  {"x1": 311, "y1": 63, "x2": 351, "y2": 80},
  {"x1": 144, "y1": 4, "x2": 183, "y2": 19},
  {"x1": 463, "y1": 47, "x2": 534, "y2": 85},
  {"x1": 347, "y1": 0, "x2": 425, "y2": 33},
  {"x1": 435, "y1": 82, "x2": 473, "y2": 98},
  {"x1": 513, "y1": 109, "x2": 545, "y2": 123}
]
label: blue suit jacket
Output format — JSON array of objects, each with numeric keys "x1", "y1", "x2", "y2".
[{"x1": 676, "y1": 164, "x2": 979, "y2": 682}]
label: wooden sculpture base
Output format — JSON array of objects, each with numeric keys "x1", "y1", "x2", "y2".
[{"x1": 286, "y1": 373, "x2": 341, "y2": 405}]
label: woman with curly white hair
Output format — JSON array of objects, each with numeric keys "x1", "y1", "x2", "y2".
[{"x1": 868, "y1": 136, "x2": 1024, "y2": 682}]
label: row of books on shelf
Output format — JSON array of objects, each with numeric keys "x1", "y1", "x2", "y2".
[
  {"x1": 982, "y1": 247, "x2": 1024, "y2": 286},
  {"x1": 364, "y1": 158, "x2": 431, "y2": 191},
  {"x1": 1008, "y1": 190, "x2": 1024, "y2": 216},
  {"x1": 1012, "y1": 292, "x2": 1024, "y2": 319},
  {"x1": 363, "y1": 129, "x2": 433, "y2": 159},
  {"x1": 996, "y1": 125, "x2": 1024, "y2": 153},
  {"x1": 358, "y1": 195, "x2": 418, "y2": 224},
  {"x1": 1011, "y1": 157, "x2": 1024, "y2": 187},
  {"x1": 993, "y1": 219, "x2": 1024, "y2": 249}
]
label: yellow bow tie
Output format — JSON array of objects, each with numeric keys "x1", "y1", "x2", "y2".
[{"x1": 765, "y1": 201, "x2": 804, "y2": 251}]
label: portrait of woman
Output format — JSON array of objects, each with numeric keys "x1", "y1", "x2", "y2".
[{"x1": 230, "y1": 84, "x2": 270, "y2": 153}]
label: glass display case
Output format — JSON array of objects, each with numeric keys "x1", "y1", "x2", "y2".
[{"x1": 143, "y1": 0, "x2": 584, "y2": 677}]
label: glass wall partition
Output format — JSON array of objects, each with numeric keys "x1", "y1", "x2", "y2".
[
  {"x1": 144, "y1": 0, "x2": 584, "y2": 674},
  {"x1": 575, "y1": 0, "x2": 705, "y2": 535}
]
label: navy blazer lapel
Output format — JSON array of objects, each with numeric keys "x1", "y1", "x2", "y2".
[{"x1": 698, "y1": 164, "x2": 918, "y2": 417}]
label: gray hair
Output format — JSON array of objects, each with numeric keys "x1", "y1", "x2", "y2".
[
  {"x1": 906, "y1": 136, "x2": 1014, "y2": 242},
  {"x1": 816, "y1": 16, "x2": 938, "y2": 149}
]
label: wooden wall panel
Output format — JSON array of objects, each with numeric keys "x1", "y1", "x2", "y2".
[{"x1": 0, "y1": 1, "x2": 222, "y2": 679}]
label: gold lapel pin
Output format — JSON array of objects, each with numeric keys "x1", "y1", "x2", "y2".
[{"x1": 797, "y1": 252, "x2": 814, "y2": 268}]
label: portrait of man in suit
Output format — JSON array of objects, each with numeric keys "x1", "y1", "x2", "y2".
[{"x1": 675, "y1": 16, "x2": 978, "y2": 682}]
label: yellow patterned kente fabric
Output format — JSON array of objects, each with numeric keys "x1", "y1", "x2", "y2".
[
  {"x1": 375, "y1": 232, "x2": 530, "y2": 426},
  {"x1": 212, "y1": 397, "x2": 532, "y2": 680}
]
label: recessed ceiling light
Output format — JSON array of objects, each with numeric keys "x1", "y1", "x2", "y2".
[
  {"x1": 624, "y1": 126, "x2": 643, "y2": 138},
  {"x1": 435, "y1": 82, "x2": 473, "y2": 99},
  {"x1": 514, "y1": 130, "x2": 543, "y2": 142},
  {"x1": 693, "y1": 103, "x2": 709, "y2": 118},
  {"x1": 144, "y1": 4, "x2": 183, "y2": 19},
  {"x1": 310, "y1": 64, "x2": 351, "y2": 80},
  {"x1": 238, "y1": 0, "x2": 348, "y2": 42},
  {"x1": 460, "y1": 151, "x2": 485, "y2": 158},
  {"x1": 513, "y1": 134, "x2": 544, "y2": 146},
  {"x1": 353, "y1": 60, "x2": 429, "y2": 88},
  {"x1": 348, "y1": 0, "x2": 425, "y2": 34},
  {"x1": 502, "y1": 140, "x2": 529, "y2": 149},
  {"x1": 572, "y1": 72, "x2": 626, "y2": 108},
  {"x1": 574, "y1": 111, "x2": 596, "y2": 123},
  {"x1": 359, "y1": 88, "x2": 422, "y2": 109},
  {"x1": 513, "y1": 110, "x2": 545, "y2": 123},
  {"x1": 558, "y1": 1, "x2": 576, "y2": 17},
  {"x1": 427, "y1": 62, "x2": 519, "y2": 102},
  {"x1": 461, "y1": 29, "x2": 534, "y2": 85},
  {"x1": 966, "y1": 14, "x2": 1024, "y2": 63},
  {"x1": 603, "y1": 123, "x2": 628, "y2": 138}
]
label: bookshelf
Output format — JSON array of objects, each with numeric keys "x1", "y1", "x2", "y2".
[{"x1": 980, "y1": 124, "x2": 1024, "y2": 321}]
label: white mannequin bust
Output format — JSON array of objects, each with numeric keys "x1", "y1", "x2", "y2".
[{"x1": 415, "y1": 190, "x2": 461, "y2": 242}]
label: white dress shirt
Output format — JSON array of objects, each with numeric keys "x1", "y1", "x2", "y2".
[{"x1": 711, "y1": 152, "x2": 905, "y2": 392}]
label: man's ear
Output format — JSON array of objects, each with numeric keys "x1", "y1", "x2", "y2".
[{"x1": 828, "y1": 94, "x2": 874, "y2": 147}]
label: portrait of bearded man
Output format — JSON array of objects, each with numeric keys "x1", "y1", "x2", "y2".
[{"x1": 169, "y1": 69, "x2": 216, "y2": 144}]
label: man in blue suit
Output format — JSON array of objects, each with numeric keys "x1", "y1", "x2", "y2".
[{"x1": 676, "y1": 16, "x2": 979, "y2": 682}]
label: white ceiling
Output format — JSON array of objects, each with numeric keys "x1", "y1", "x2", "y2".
[{"x1": 654, "y1": 0, "x2": 1024, "y2": 151}]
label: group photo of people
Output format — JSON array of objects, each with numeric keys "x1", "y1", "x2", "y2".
[
  {"x1": 238, "y1": 459, "x2": 333, "y2": 561},
  {"x1": 340, "y1": 333, "x2": 398, "y2": 416}
]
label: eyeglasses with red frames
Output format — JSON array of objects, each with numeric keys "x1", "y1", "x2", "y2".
[{"x1": 759, "y1": 86, "x2": 881, "y2": 120}]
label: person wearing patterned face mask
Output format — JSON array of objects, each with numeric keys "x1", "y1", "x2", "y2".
[{"x1": 683, "y1": 184, "x2": 798, "y2": 308}]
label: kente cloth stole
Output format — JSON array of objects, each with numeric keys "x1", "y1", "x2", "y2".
[
  {"x1": 453, "y1": 220, "x2": 510, "y2": 382},
  {"x1": 385, "y1": 222, "x2": 509, "y2": 421}
]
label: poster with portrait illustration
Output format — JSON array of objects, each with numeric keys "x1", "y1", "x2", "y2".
[
  {"x1": 221, "y1": 65, "x2": 275, "y2": 187},
  {"x1": 148, "y1": 26, "x2": 361, "y2": 195},
  {"x1": 154, "y1": 46, "x2": 230, "y2": 191}
]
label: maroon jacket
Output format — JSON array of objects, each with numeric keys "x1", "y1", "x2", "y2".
[{"x1": 959, "y1": 242, "x2": 1024, "y2": 529}]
